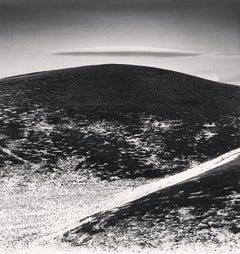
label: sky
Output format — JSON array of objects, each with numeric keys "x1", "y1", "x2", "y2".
[{"x1": 0, "y1": 0, "x2": 240, "y2": 84}]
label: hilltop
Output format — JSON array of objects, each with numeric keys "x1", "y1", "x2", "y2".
[{"x1": 1, "y1": 64, "x2": 239, "y2": 117}]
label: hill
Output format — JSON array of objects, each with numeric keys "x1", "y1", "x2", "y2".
[
  {"x1": 1, "y1": 64, "x2": 239, "y2": 117},
  {"x1": 0, "y1": 64, "x2": 239, "y2": 179}
]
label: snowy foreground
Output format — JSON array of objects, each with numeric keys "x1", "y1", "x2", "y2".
[
  {"x1": 1, "y1": 148, "x2": 239, "y2": 254},
  {"x1": 11, "y1": 243, "x2": 240, "y2": 254}
]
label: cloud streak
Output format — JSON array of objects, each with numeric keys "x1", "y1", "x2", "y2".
[{"x1": 53, "y1": 47, "x2": 202, "y2": 58}]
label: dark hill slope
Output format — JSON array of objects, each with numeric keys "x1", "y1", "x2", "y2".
[
  {"x1": 0, "y1": 64, "x2": 239, "y2": 178},
  {"x1": 1, "y1": 64, "x2": 239, "y2": 118}
]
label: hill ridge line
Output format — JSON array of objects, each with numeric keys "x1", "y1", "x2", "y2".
[{"x1": 0, "y1": 64, "x2": 237, "y2": 87}]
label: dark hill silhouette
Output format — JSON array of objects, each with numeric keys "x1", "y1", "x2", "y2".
[
  {"x1": 0, "y1": 64, "x2": 239, "y2": 179},
  {"x1": 1, "y1": 64, "x2": 239, "y2": 118}
]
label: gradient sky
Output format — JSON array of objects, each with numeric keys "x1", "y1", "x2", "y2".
[{"x1": 0, "y1": 0, "x2": 240, "y2": 84}]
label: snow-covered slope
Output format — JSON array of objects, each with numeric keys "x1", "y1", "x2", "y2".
[{"x1": 61, "y1": 148, "x2": 240, "y2": 247}]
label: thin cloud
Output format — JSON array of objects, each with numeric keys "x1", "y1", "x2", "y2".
[{"x1": 52, "y1": 47, "x2": 203, "y2": 58}]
